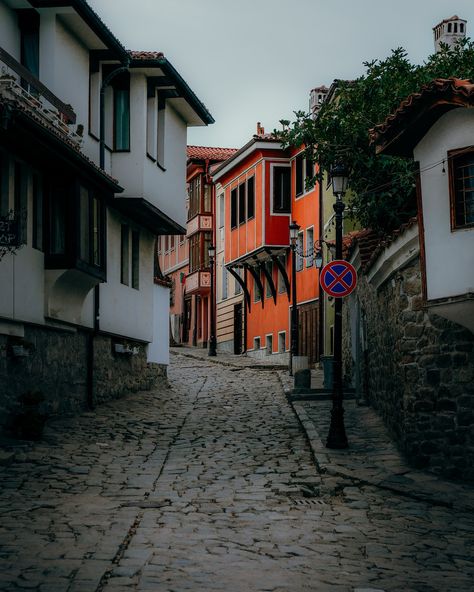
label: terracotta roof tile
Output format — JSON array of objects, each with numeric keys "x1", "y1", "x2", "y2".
[
  {"x1": 370, "y1": 78, "x2": 474, "y2": 154},
  {"x1": 0, "y1": 94, "x2": 120, "y2": 188},
  {"x1": 128, "y1": 50, "x2": 164, "y2": 60},
  {"x1": 187, "y1": 145, "x2": 237, "y2": 161},
  {"x1": 345, "y1": 217, "x2": 418, "y2": 271}
]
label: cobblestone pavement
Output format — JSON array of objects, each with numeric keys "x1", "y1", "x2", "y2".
[{"x1": 0, "y1": 351, "x2": 473, "y2": 591}]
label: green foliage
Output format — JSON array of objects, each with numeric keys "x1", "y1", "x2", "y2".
[{"x1": 277, "y1": 40, "x2": 474, "y2": 232}]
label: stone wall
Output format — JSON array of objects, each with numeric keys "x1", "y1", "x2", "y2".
[
  {"x1": 344, "y1": 256, "x2": 474, "y2": 481},
  {"x1": 0, "y1": 325, "x2": 167, "y2": 435}
]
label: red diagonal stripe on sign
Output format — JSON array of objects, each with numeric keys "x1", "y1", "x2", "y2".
[{"x1": 326, "y1": 268, "x2": 352, "y2": 291}]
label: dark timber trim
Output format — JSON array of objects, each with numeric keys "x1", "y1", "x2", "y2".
[
  {"x1": 246, "y1": 263, "x2": 264, "y2": 309},
  {"x1": 271, "y1": 249, "x2": 291, "y2": 301},
  {"x1": 227, "y1": 265, "x2": 251, "y2": 312},
  {"x1": 260, "y1": 259, "x2": 277, "y2": 304}
]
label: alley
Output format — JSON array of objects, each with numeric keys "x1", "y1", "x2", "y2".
[{"x1": 1, "y1": 352, "x2": 473, "y2": 592}]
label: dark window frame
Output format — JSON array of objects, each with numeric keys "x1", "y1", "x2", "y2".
[
  {"x1": 238, "y1": 182, "x2": 246, "y2": 225},
  {"x1": 273, "y1": 166, "x2": 291, "y2": 213},
  {"x1": 112, "y1": 71, "x2": 130, "y2": 152},
  {"x1": 449, "y1": 148, "x2": 474, "y2": 230},
  {"x1": 247, "y1": 176, "x2": 255, "y2": 220},
  {"x1": 230, "y1": 187, "x2": 238, "y2": 229}
]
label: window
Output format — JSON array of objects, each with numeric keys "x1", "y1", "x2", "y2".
[
  {"x1": 170, "y1": 235, "x2": 175, "y2": 250},
  {"x1": 113, "y1": 72, "x2": 130, "y2": 151},
  {"x1": 121, "y1": 224, "x2": 140, "y2": 289},
  {"x1": 277, "y1": 254, "x2": 287, "y2": 293},
  {"x1": 265, "y1": 261, "x2": 273, "y2": 298},
  {"x1": 295, "y1": 153, "x2": 304, "y2": 196},
  {"x1": 222, "y1": 263, "x2": 228, "y2": 300},
  {"x1": 18, "y1": 10, "x2": 40, "y2": 89},
  {"x1": 254, "y1": 276, "x2": 262, "y2": 302},
  {"x1": 146, "y1": 94, "x2": 157, "y2": 159},
  {"x1": 189, "y1": 232, "x2": 211, "y2": 272},
  {"x1": 203, "y1": 184, "x2": 212, "y2": 213},
  {"x1": 296, "y1": 232, "x2": 304, "y2": 271},
  {"x1": 295, "y1": 153, "x2": 313, "y2": 197},
  {"x1": 79, "y1": 187, "x2": 103, "y2": 268},
  {"x1": 449, "y1": 150, "x2": 474, "y2": 229},
  {"x1": 131, "y1": 230, "x2": 139, "y2": 289},
  {"x1": 32, "y1": 173, "x2": 43, "y2": 251},
  {"x1": 188, "y1": 176, "x2": 201, "y2": 220},
  {"x1": 254, "y1": 337, "x2": 261, "y2": 350},
  {"x1": 238, "y1": 182, "x2": 246, "y2": 224},
  {"x1": 14, "y1": 162, "x2": 27, "y2": 244},
  {"x1": 121, "y1": 224, "x2": 130, "y2": 285},
  {"x1": 266, "y1": 334, "x2": 273, "y2": 355},
  {"x1": 247, "y1": 176, "x2": 255, "y2": 219},
  {"x1": 219, "y1": 194, "x2": 225, "y2": 228},
  {"x1": 306, "y1": 228, "x2": 314, "y2": 267},
  {"x1": 273, "y1": 166, "x2": 290, "y2": 213},
  {"x1": 231, "y1": 187, "x2": 237, "y2": 228},
  {"x1": 235, "y1": 267, "x2": 243, "y2": 295},
  {"x1": 278, "y1": 332, "x2": 286, "y2": 353}
]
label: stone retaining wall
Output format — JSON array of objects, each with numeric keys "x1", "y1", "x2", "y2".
[
  {"x1": 344, "y1": 256, "x2": 474, "y2": 481},
  {"x1": 0, "y1": 325, "x2": 167, "y2": 435}
]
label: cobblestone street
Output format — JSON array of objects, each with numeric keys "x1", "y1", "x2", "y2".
[{"x1": 1, "y1": 351, "x2": 473, "y2": 592}]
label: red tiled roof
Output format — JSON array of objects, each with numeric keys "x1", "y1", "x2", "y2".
[
  {"x1": 345, "y1": 217, "x2": 418, "y2": 272},
  {"x1": 187, "y1": 145, "x2": 237, "y2": 162},
  {"x1": 128, "y1": 50, "x2": 164, "y2": 60},
  {"x1": 371, "y1": 78, "x2": 474, "y2": 156},
  {"x1": 0, "y1": 94, "x2": 120, "y2": 189}
]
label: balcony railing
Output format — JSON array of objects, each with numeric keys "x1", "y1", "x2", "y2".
[{"x1": 0, "y1": 46, "x2": 82, "y2": 147}]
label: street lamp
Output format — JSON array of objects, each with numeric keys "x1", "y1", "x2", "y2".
[
  {"x1": 289, "y1": 220, "x2": 300, "y2": 375},
  {"x1": 208, "y1": 244, "x2": 217, "y2": 357},
  {"x1": 326, "y1": 163, "x2": 349, "y2": 449}
]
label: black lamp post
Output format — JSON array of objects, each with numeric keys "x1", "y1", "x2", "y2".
[
  {"x1": 208, "y1": 244, "x2": 217, "y2": 356},
  {"x1": 326, "y1": 164, "x2": 349, "y2": 449},
  {"x1": 289, "y1": 220, "x2": 300, "y2": 375}
]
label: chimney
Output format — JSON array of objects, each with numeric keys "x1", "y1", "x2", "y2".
[{"x1": 256, "y1": 122, "x2": 265, "y2": 136}]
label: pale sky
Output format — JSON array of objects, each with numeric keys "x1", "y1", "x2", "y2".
[{"x1": 89, "y1": 0, "x2": 474, "y2": 149}]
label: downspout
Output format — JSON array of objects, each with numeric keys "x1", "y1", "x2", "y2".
[{"x1": 87, "y1": 59, "x2": 130, "y2": 409}]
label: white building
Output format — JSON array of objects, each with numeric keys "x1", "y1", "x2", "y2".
[
  {"x1": 373, "y1": 77, "x2": 474, "y2": 332},
  {"x1": 0, "y1": 0, "x2": 213, "y2": 430}
]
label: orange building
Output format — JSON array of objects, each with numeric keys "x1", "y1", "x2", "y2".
[
  {"x1": 158, "y1": 146, "x2": 236, "y2": 346},
  {"x1": 212, "y1": 125, "x2": 321, "y2": 364}
]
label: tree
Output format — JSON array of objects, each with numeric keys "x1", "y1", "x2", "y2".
[{"x1": 277, "y1": 40, "x2": 474, "y2": 232}]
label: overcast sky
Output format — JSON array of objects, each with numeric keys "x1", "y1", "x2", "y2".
[{"x1": 89, "y1": 0, "x2": 474, "y2": 149}]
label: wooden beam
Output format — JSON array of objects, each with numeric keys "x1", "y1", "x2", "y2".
[
  {"x1": 271, "y1": 250, "x2": 291, "y2": 301},
  {"x1": 227, "y1": 265, "x2": 251, "y2": 312},
  {"x1": 245, "y1": 263, "x2": 264, "y2": 309},
  {"x1": 259, "y1": 260, "x2": 277, "y2": 305}
]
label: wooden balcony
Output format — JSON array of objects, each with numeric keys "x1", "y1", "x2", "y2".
[
  {"x1": 0, "y1": 46, "x2": 81, "y2": 146},
  {"x1": 185, "y1": 270, "x2": 211, "y2": 294},
  {"x1": 186, "y1": 214, "x2": 212, "y2": 237}
]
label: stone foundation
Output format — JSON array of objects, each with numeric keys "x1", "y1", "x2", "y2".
[
  {"x1": 344, "y1": 256, "x2": 474, "y2": 481},
  {"x1": 0, "y1": 325, "x2": 167, "y2": 435}
]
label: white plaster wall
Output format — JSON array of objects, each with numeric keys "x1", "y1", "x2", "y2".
[
  {"x1": 52, "y1": 17, "x2": 89, "y2": 134},
  {"x1": 112, "y1": 82, "x2": 187, "y2": 228},
  {"x1": 99, "y1": 208, "x2": 154, "y2": 342},
  {"x1": 148, "y1": 285, "x2": 170, "y2": 364},
  {"x1": 141, "y1": 103, "x2": 187, "y2": 226},
  {"x1": 414, "y1": 109, "x2": 474, "y2": 301},
  {"x1": 0, "y1": 1, "x2": 20, "y2": 58}
]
